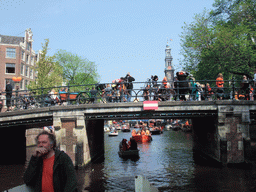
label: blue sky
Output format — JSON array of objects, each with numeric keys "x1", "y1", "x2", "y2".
[{"x1": 0, "y1": 0, "x2": 215, "y2": 85}]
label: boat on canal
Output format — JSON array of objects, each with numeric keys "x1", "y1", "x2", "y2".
[
  {"x1": 108, "y1": 130, "x2": 118, "y2": 136},
  {"x1": 132, "y1": 134, "x2": 152, "y2": 143},
  {"x1": 118, "y1": 149, "x2": 139, "y2": 158},
  {"x1": 148, "y1": 119, "x2": 164, "y2": 134},
  {"x1": 149, "y1": 127, "x2": 162, "y2": 135},
  {"x1": 121, "y1": 124, "x2": 131, "y2": 132}
]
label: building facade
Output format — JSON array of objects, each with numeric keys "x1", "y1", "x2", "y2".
[
  {"x1": 164, "y1": 42, "x2": 175, "y2": 88},
  {"x1": 0, "y1": 28, "x2": 39, "y2": 92}
]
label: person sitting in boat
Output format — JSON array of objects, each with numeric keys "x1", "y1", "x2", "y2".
[
  {"x1": 119, "y1": 139, "x2": 129, "y2": 151},
  {"x1": 145, "y1": 130, "x2": 151, "y2": 136},
  {"x1": 132, "y1": 129, "x2": 137, "y2": 137},
  {"x1": 182, "y1": 120, "x2": 189, "y2": 129},
  {"x1": 141, "y1": 129, "x2": 146, "y2": 135},
  {"x1": 128, "y1": 137, "x2": 138, "y2": 150}
]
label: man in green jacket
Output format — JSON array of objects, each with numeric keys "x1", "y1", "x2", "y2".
[{"x1": 23, "y1": 131, "x2": 78, "y2": 192}]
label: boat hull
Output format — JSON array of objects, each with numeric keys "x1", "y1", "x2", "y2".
[
  {"x1": 118, "y1": 149, "x2": 139, "y2": 157},
  {"x1": 108, "y1": 133, "x2": 118, "y2": 136},
  {"x1": 132, "y1": 135, "x2": 152, "y2": 143},
  {"x1": 121, "y1": 129, "x2": 131, "y2": 132},
  {"x1": 150, "y1": 129, "x2": 161, "y2": 135}
]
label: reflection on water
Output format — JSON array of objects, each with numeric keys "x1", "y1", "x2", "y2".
[
  {"x1": 78, "y1": 130, "x2": 256, "y2": 192},
  {"x1": 1, "y1": 129, "x2": 256, "y2": 191}
]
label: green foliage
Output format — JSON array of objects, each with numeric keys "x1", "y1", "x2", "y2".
[
  {"x1": 28, "y1": 39, "x2": 63, "y2": 94},
  {"x1": 179, "y1": 10, "x2": 214, "y2": 73},
  {"x1": 180, "y1": 0, "x2": 256, "y2": 83},
  {"x1": 55, "y1": 50, "x2": 99, "y2": 92}
]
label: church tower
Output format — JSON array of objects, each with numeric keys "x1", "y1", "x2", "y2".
[{"x1": 164, "y1": 41, "x2": 175, "y2": 88}]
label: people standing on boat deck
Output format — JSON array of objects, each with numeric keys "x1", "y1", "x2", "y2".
[
  {"x1": 23, "y1": 131, "x2": 78, "y2": 192},
  {"x1": 145, "y1": 130, "x2": 151, "y2": 136},
  {"x1": 5, "y1": 80, "x2": 13, "y2": 111},
  {"x1": 132, "y1": 129, "x2": 137, "y2": 136}
]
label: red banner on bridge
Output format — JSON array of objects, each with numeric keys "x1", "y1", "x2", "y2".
[{"x1": 143, "y1": 101, "x2": 158, "y2": 110}]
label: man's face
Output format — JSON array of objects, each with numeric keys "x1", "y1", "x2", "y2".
[{"x1": 37, "y1": 134, "x2": 53, "y2": 153}]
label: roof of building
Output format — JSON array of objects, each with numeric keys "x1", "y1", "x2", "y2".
[{"x1": 0, "y1": 35, "x2": 24, "y2": 45}]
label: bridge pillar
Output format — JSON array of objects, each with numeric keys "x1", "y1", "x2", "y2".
[
  {"x1": 53, "y1": 111, "x2": 104, "y2": 167},
  {"x1": 0, "y1": 126, "x2": 26, "y2": 164},
  {"x1": 192, "y1": 116, "x2": 219, "y2": 162},
  {"x1": 217, "y1": 105, "x2": 250, "y2": 164}
]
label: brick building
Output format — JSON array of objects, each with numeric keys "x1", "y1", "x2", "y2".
[{"x1": 0, "y1": 28, "x2": 39, "y2": 92}]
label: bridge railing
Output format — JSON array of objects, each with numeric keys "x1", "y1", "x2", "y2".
[{"x1": 0, "y1": 78, "x2": 254, "y2": 111}]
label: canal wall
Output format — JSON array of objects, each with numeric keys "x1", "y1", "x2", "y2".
[
  {"x1": 26, "y1": 128, "x2": 43, "y2": 146},
  {"x1": 53, "y1": 110, "x2": 105, "y2": 167}
]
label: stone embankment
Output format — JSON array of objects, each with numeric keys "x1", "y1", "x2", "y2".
[{"x1": 26, "y1": 128, "x2": 43, "y2": 146}]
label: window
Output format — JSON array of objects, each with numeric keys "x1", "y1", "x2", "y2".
[
  {"x1": 30, "y1": 69, "x2": 33, "y2": 79},
  {"x1": 26, "y1": 55, "x2": 29, "y2": 64},
  {"x1": 25, "y1": 80, "x2": 28, "y2": 90},
  {"x1": 6, "y1": 63, "x2": 15, "y2": 74},
  {"x1": 27, "y1": 42, "x2": 31, "y2": 51},
  {"x1": 31, "y1": 56, "x2": 34, "y2": 65},
  {"x1": 6, "y1": 48, "x2": 16, "y2": 58},
  {"x1": 25, "y1": 66, "x2": 28, "y2": 77},
  {"x1": 22, "y1": 51, "x2": 25, "y2": 61},
  {"x1": 21, "y1": 64, "x2": 24, "y2": 75},
  {"x1": 20, "y1": 79, "x2": 23, "y2": 90}
]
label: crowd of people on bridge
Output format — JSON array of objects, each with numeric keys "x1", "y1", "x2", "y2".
[{"x1": 1, "y1": 70, "x2": 256, "y2": 112}]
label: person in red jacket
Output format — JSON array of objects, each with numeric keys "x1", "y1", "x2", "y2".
[{"x1": 216, "y1": 73, "x2": 224, "y2": 100}]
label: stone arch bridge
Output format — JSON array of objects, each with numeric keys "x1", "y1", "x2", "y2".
[{"x1": 0, "y1": 100, "x2": 255, "y2": 166}]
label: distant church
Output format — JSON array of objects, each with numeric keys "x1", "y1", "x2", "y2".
[{"x1": 164, "y1": 41, "x2": 175, "y2": 88}]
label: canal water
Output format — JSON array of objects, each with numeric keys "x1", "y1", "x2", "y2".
[{"x1": 1, "y1": 129, "x2": 256, "y2": 191}]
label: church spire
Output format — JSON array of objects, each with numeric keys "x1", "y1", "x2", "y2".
[{"x1": 164, "y1": 39, "x2": 175, "y2": 88}]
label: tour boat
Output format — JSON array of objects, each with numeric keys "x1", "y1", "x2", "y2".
[{"x1": 132, "y1": 134, "x2": 152, "y2": 143}]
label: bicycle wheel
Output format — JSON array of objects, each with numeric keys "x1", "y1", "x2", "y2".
[{"x1": 78, "y1": 92, "x2": 90, "y2": 104}]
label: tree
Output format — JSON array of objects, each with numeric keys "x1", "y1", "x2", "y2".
[
  {"x1": 55, "y1": 50, "x2": 99, "y2": 91},
  {"x1": 180, "y1": 0, "x2": 256, "y2": 83},
  {"x1": 28, "y1": 39, "x2": 63, "y2": 93},
  {"x1": 197, "y1": 23, "x2": 256, "y2": 82},
  {"x1": 179, "y1": 10, "x2": 214, "y2": 73}
]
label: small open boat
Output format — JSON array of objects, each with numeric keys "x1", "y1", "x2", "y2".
[
  {"x1": 118, "y1": 149, "x2": 139, "y2": 157},
  {"x1": 149, "y1": 127, "x2": 161, "y2": 135},
  {"x1": 108, "y1": 130, "x2": 118, "y2": 136},
  {"x1": 121, "y1": 124, "x2": 131, "y2": 132}
]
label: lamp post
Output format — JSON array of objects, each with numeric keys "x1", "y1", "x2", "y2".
[{"x1": 12, "y1": 77, "x2": 22, "y2": 109}]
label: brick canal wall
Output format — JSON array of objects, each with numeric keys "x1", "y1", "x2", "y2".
[{"x1": 26, "y1": 128, "x2": 43, "y2": 146}]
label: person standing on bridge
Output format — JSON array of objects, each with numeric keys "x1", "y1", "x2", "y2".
[
  {"x1": 125, "y1": 72, "x2": 135, "y2": 102},
  {"x1": 216, "y1": 73, "x2": 224, "y2": 100},
  {"x1": 23, "y1": 131, "x2": 78, "y2": 192},
  {"x1": 5, "y1": 80, "x2": 13, "y2": 111}
]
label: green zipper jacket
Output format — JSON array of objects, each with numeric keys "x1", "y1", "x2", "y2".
[{"x1": 23, "y1": 149, "x2": 78, "y2": 192}]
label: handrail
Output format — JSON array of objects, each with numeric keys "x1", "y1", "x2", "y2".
[{"x1": 0, "y1": 79, "x2": 254, "y2": 112}]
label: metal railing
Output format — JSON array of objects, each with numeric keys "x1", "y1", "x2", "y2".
[{"x1": 0, "y1": 78, "x2": 254, "y2": 112}]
